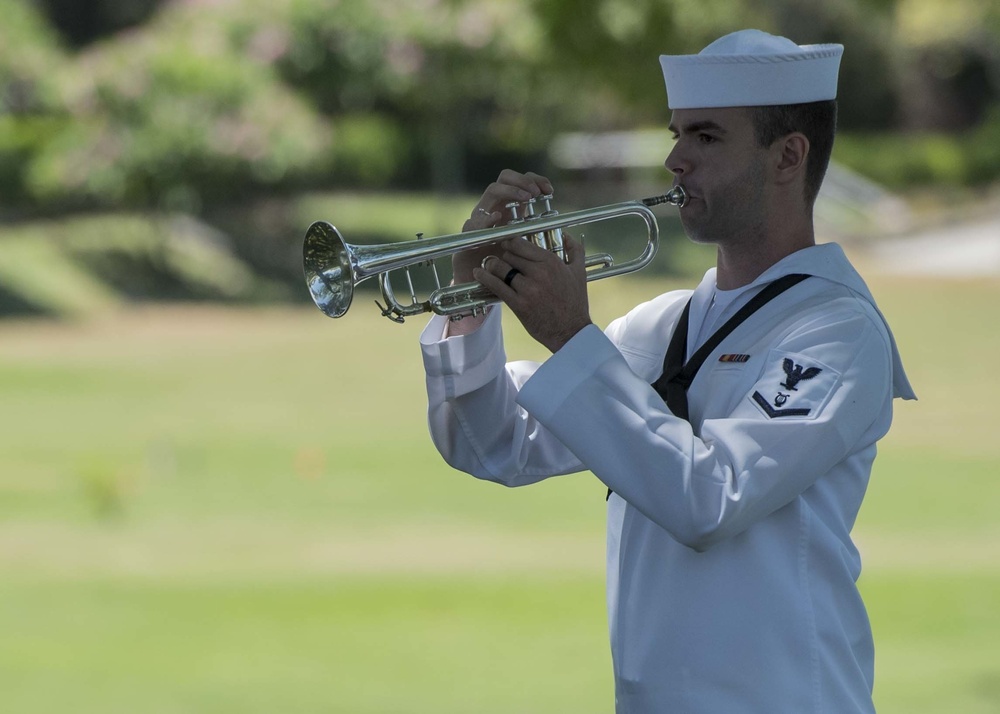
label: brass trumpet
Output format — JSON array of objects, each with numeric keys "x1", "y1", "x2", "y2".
[{"x1": 303, "y1": 186, "x2": 688, "y2": 323}]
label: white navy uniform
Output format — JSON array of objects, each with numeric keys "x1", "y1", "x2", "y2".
[{"x1": 420, "y1": 242, "x2": 915, "y2": 713}]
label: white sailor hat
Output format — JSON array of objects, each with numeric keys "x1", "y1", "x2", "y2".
[{"x1": 660, "y1": 29, "x2": 844, "y2": 109}]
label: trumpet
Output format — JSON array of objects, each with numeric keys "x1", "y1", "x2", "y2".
[{"x1": 303, "y1": 186, "x2": 688, "y2": 323}]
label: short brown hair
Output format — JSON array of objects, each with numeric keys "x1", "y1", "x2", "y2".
[{"x1": 749, "y1": 100, "x2": 838, "y2": 206}]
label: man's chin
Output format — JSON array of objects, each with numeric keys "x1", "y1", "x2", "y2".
[{"x1": 680, "y1": 217, "x2": 713, "y2": 245}]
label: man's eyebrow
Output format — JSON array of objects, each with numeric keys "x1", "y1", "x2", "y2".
[{"x1": 668, "y1": 121, "x2": 728, "y2": 136}]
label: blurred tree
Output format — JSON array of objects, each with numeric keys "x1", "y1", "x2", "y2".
[
  {"x1": 748, "y1": 0, "x2": 900, "y2": 130},
  {"x1": 38, "y1": 0, "x2": 168, "y2": 47},
  {"x1": 28, "y1": 1, "x2": 336, "y2": 210},
  {"x1": 529, "y1": 0, "x2": 688, "y2": 126},
  {"x1": 270, "y1": 0, "x2": 567, "y2": 189},
  {"x1": 0, "y1": 0, "x2": 64, "y2": 116},
  {"x1": 3, "y1": 0, "x2": 1000, "y2": 213},
  {"x1": 0, "y1": 0, "x2": 67, "y2": 207},
  {"x1": 23, "y1": 0, "x2": 573, "y2": 207},
  {"x1": 892, "y1": 0, "x2": 1000, "y2": 130},
  {"x1": 530, "y1": 0, "x2": 905, "y2": 131}
]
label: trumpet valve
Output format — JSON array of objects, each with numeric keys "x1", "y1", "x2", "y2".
[
  {"x1": 532, "y1": 194, "x2": 564, "y2": 258},
  {"x1": 539, "y1": 194, "x2": 557, "y2": 217},
  {"x1": 523, "y1": 198, "x2": 551, "y2": 249}
]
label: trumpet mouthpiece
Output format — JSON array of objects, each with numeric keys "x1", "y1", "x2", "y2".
[{"x1": 642, "y1": 186, "x2": 688, "y2": 209}]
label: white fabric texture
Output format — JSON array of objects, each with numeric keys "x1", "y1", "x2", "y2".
[
  {"x1": 660, "y1": 29, "x2": 844, "y2": 109},
  {"x1": 420, "y1": 242, "x2": 914, "y2": 713}
]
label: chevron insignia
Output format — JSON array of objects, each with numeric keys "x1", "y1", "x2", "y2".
[
  {"x1": 748, "y1": 350, "x2": 839, "y2": 420},
  {"x1": 752, "y1": 391, "x2": 812, "y2": 417}
]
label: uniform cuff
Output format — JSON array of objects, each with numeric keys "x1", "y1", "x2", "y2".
[
  {"x1": 419, "y1": 308, "x2": 508, "y2": 397},
  {"x1": 517, "y1": 323, "x2": 622, "y2": 422}
]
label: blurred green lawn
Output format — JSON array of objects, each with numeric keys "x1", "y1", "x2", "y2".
[{"x1": 1, "y1": 266, "x2": 997, "y2": 713}]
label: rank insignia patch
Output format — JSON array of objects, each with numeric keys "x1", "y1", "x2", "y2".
[
  {"x1": 748, "y1": 350, "x2": 840, "y2": 419},
  {"x1": 719, "y1": 353, "x2": 751, "y2": 363}
]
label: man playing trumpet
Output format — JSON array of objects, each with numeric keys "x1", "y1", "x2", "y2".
[{"x1": 420, "y1": 29, "x2": 916, "y2": 713}]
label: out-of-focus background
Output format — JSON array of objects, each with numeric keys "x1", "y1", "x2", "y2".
[{"x1": 1, "y1": 0, "x2": 998, "y2": 711}]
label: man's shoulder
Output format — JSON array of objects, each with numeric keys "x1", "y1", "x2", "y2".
[
  {"x1": 766, "y1": 278, "x2": 895, "y2": 373},
  {"x1": 790, "y1": 277, "x2": 890, "y2": 336}
]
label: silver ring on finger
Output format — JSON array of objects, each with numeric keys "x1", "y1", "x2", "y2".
[
  {"x1": 481, "y1": 255, "x2": 500, "y2": 270},
  {"x1": 476, "y1": 207, "x2": 496, "y2": 227}
]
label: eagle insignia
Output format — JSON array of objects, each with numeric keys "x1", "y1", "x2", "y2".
[{"x1": 780, "y1": 358, "x2": 822, "y2": 391}]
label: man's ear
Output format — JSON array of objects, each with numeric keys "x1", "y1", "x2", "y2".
[{"x1": 773, "y1": 132, "x2": 810, "y2": 186}]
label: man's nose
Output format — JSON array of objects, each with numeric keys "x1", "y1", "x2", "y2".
[{"x1": 664, "y1": 144, "x2": 688, "y2": 177}]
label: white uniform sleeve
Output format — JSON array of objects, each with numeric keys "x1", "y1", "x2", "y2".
[
  {"x1": 420, "y1": 308, "x2": 586, "y2": 486},
  {"x1": 516, "y1": 307, "x2": 893, "y2": 551}
]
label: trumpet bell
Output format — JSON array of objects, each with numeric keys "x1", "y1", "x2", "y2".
[{"x1": 303, "y1": 221, "x2": 355, "y2": 318}]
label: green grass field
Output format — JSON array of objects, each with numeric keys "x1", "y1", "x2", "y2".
[{"x1": 1, "y1": 264, "x2": 998, "y2": 713}]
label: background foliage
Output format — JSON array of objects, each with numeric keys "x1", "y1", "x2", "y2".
[{"x1": 1, "y1": 0, "x2": 999, "y2": 216}]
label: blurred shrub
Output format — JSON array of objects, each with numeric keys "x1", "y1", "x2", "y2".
[
  {"x1": 39, "y1": 0, "x2": 168, "y2": 47},
  {"x1": 835, "y1": 107, "x2": 1000, "y2": 188},
  {"x1": 258, "y1": 0, "x2": 567, "y2": 187},
  {"x1": 27, "y1": 3, "x2": 335, "y2": 210},
  {"x1": 0, "y1": 0, "x2": 64, "y2": 114},
  {"x1": 0, "y1": 0, "x2": 68, "y2": 205},
  {"x1": 12, "y1": 0, "x2": 567, "y2": 210},
  {"x1": 0, "y1": 212, "x2": 273, "y2": 318}
]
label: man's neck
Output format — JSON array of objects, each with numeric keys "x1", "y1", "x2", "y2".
[{"x1": 714, "y1": 218, "x2": 815, "y2": 290}]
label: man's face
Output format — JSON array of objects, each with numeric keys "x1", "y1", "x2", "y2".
[{"x1": 665, "y1": 107, "x2": 769, "y2": 246}]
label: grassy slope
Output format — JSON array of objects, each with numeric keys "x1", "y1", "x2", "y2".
[{"x1": 0, "y1": 268, "x2": 997, "y2": 713}]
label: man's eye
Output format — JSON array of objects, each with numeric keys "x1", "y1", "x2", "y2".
[{"x1": 698, "y1": 134, "x2": 717, "y2": 144}]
